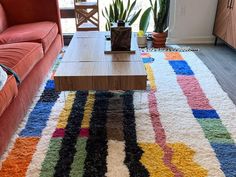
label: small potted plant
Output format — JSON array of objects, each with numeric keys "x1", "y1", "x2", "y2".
[
  {"x1": 149, "y1": 0, "x2": 170, "y2": 48},
  {"x1": 102, "y1": 0, "x2": 142, "y2": 31},
  {"x1": 137, "y1": 7, "x2": 152, "y2": 48}
]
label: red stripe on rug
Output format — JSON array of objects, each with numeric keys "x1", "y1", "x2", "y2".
[
  {"x1": 79, "y1": 128, "x2": 89, "y2": 137},
  {"x1": 52, "y1": 128, "x2": 89, "y2": 138},
  {"x1": 177, "y1": 76, "x2": 213, "y2": 110},
  {"x1": 0, "y1": 138, "x2": 39, "y2": 176},
  {"x1": 148, "y1": 90, "x2": 184, "y2": 177},
  {"x1": 53, "y1": 128, "x2": 65, "y2": 138}
]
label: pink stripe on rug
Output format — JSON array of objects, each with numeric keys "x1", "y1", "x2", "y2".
[
  {"x1": 177, "y1": 76, "x2": 213, "y2": 110},
  {"x1": 149, "y1": 90, "x2": 184, "y2": 177}
]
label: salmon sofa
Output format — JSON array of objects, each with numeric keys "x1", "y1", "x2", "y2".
[{"x1": 0, "y1": 0, "x2": 63, "y2": 156}]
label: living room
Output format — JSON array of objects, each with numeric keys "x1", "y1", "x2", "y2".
[{"x1": 0, "y1": 0, "x2": 236, "y2": 176}]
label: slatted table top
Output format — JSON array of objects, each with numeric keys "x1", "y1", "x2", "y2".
[{"x1": 54, "y1": 32, "x2": 147, "y2": 91}]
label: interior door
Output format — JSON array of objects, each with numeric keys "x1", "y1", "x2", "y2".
[
  {"x1": 213, "y1": 0, "x2": 231, "y2": 41},
  {"x1": 226, "y1": 0, "x2": 236, "y2": 48}
]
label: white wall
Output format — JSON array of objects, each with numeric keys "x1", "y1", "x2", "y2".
[{"x1": 167, "y1": 0, "x2": 218, "y2": 44}]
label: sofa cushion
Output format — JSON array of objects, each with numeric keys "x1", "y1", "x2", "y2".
[
  {"x1": 0, "y1": 42, "x2": 44, "y2": 81},
  {"x1": 0, "y1": 4, "x2": 8, "y2": 33},
  {"x1": 0, "y1": 22, "x2": 58, "y2": 53},
  {"x1": 0, "y1": 75, "x2": 18, "y2": 116}
]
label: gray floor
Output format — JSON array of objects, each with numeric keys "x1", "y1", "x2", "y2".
[{"x1": 187, "y1": 44, "x2": 236, "y2": 105}]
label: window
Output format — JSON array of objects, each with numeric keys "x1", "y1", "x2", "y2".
[{"x1": 59, "y1": 0, "x2": 154, "y2": 33}]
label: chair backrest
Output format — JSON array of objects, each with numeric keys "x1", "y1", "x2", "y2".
[{"x1": 0, "y1": 3, "x2": 7, "y2": 33}]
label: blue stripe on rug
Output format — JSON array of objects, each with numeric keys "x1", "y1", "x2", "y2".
[
  {"x1": 142, "y1": 57, "x2": 154, "y2": 64},
  {"x1": 211, "y1": 143, "x2": 236, "y2": 177},
  {"x1": 20, "y1": 80, "x2": 60, "y2": 137},
  {"x1": 45, "y1": 80, "x2": 56, "y2": 90},
  {"x1": 169, "y1": 61, "x2": 194, "y2": 75},
  {"x1": 192, "y1": 109, "x2": 220, "y2": 119},
  {"x1": 20, "y1": 102, "x2": 56, "y2": 137}
]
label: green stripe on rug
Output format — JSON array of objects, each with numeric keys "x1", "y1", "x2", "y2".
[
  {"x1": 40, "y1": 138, "x2": 62, "y2": 177},
  {"x1": 70, "y1": 138, "x2": 87, "y2": 177},
  {"x1": 198, "y1": 119, "x2": 234, "y2": 144},
  {"x1": 54, "y1": 91, "x2": 88, "y2": 177}
]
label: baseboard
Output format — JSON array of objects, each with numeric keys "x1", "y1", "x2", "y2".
[{"x1": 167, "y1": 36, "x2": 216, "y2": 44}]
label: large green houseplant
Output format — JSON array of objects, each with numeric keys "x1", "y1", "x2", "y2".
[
  {"x1": 149, "y1": 0, "x2": 170, "y2": 48},
  {"x1": 102, "y1": 0, "x2": 142, "y2": 31}
]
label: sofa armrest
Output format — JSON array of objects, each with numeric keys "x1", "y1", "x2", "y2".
[{"x1": 0, "y1": 0, "x2": 63, "y2": 42}]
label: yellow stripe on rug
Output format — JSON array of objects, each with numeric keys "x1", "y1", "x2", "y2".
[
  {"x1": 139, "y1": 143, "x2": 174, "y2": 177},
  {"x1": 139, "y1": 143, "x2": 208, "y2": 177},
  {"x1": 57, "y1": 92, "x2": 76, "y2": 129},
  {"x1": 145, "y1": 64, "x2": 156, "y2": 91},
  {"x1": 169, "y1": 143, "x2": 208, "y2": 177},
  {"x1": 81, "y1": 91, "x2": 95, "y2": 128}
]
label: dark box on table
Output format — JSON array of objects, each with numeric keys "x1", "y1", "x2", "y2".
[{"x1": 111, "y1": 23, "x2": 131, "y2": 51}]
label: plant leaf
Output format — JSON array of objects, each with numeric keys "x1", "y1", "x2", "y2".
[
  {"x1": 154, "y1": 0, "x2": 158, "y2": 17},
  {"x1": 139, "y1": 7, "x2": 152, "y2": 33},
  {"x1": 128, "y1": 9, "x2": 141, "y2": 25},
  {"x1": 102, "y1": 10, "x2": 109, "y2": 21},
  {"x1": 114, "y1": 2, "x2": 119, "y2": 21},
  {"x1": 109, "y1": 5, "x2": 114, "y2": 21},
  {"x1": 119, "y1": 1, "x2": 124, "y2": 19},
  {"x1": 127, "y1": 0, "x2": 136, "y2": 20},
  {"x1": 149, "y1": 0, "x2": 153, "y2": 8},
  {"x1": 127, "y1": 0, "x2": 131, "y2": 11},
  {"x1": 122, "y1": 9, "x2": 127, "y2": 20}
]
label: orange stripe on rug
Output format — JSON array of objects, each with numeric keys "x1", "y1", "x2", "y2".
[
  {"x1": 164, "y1": 52, "x2": 184, "y2": 60},
  {"x1": 0, "y1": 138, "x2": 39, "y2": 177}
]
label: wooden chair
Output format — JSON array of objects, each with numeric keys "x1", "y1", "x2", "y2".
[{"x1": 74, "y1": 0, "x2": 99, "y2": 31}]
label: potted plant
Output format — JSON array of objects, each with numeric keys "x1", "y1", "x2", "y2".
[
  {"x1": 149, "y1": 0, "x2": 170, "y2": 48},
  {"x1": 102, "y1": 0, "x2": 142, "y2": 31},
  {"x1": 137, "y1": 7, "x2": 152, "y2": 48}
]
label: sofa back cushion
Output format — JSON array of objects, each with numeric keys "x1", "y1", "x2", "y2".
[{"x1": 0, "y1": 3, "x2": 7, "y2": 33}]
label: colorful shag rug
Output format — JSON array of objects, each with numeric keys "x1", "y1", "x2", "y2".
[{"x1": 0, "y1": 51, "x2": 236, "y2": 177}]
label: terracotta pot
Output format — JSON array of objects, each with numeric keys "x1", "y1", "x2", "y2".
[{"x1": 152, "y1": 32, "x2": 167, "y2": 48}]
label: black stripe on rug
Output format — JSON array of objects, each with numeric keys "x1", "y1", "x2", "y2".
[
  {"x1": 39, "y1": 80, "x2": 60, "y2": 102},
  {"x1": 54, "y1": 91, "x2": 88, "y2": 177},
  {"x1": 122, "y1": 91, "x2": 149, "y2": 177},
  {"x1": 83, "y1": 91, "x2": 113, "y2": 177}
]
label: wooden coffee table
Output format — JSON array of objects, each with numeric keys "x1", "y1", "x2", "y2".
[{"x1": 54, "y1": 32, "x2": 147, "y2": 91}]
